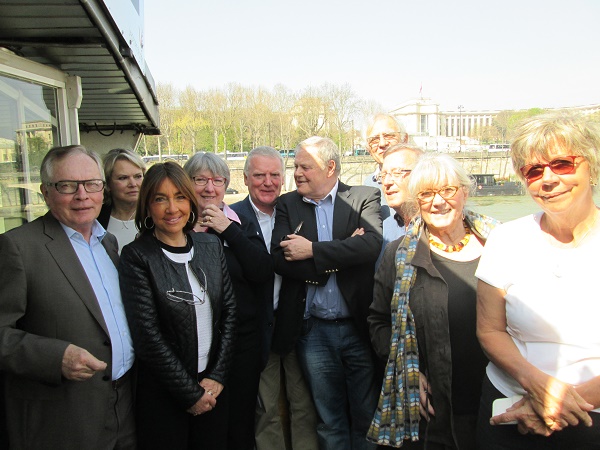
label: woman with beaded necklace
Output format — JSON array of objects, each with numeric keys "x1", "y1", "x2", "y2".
[{"x1": 368, "y1": 152, "x2": 499, "y2": 449}]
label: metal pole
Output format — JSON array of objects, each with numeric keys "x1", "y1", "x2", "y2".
[{"x1": 458, "y1": 105, "x2": 464, "y2": 152}]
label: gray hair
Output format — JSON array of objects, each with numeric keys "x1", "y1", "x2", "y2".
[
  {"x1": 40, "y1": 145, "x2": 104, "y2": 184},
  {"x1": 296, "y1": 136, "x2": 341, "y2": 175},
  {"x1": 511, "y1": 112, "x2": 600, "y2": 182},
  {"x1": 407, "y1": 152, "x2": 474, "y2": 198},
  {"x1": 366, "y1": 113, "x2": 408, "y2": 138},
  {"x1": 383, "y1": 143, "x2": 425, "y2": 164},
  {"x1": 244, "y1": 146, "x2": 284, "y2": 176},
  {"x1": 183, "y1": 152, "x2": 231, "y2": 188}
]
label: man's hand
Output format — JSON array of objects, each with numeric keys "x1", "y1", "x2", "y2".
[
  {"x1": 280, "y1": 234, "x2": 313, "y2": 261},
  {"x1": 61, "y1": 344, "x2": 107, "y2": 381},
  {"x1": 351, "y1": 227, "x2": 365, "y2": 237}
]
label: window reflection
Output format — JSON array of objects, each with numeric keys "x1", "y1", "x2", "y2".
[{"x1": 0, "y1": 75, "x2": 59, "y2": 232}]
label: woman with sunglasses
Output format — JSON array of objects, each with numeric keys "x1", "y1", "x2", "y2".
[
  {"x1": 368, "y1": 152, "x2": 499, "y2": 449},
  {"x1": 118, "y1": 162, "x2": 236, "y2": 449},
  {"x1": 183, "y1": 152, "x2": 273, "y2": 450},
  {"x1": 476, "y1": 113, "x2": 600, "y2": 449}
]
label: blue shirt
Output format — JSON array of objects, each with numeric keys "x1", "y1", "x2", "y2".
[
  {"x1": 377, "y1": 212, "x2": 406, "y2": 269},
  {"x1": 363, "y1": 166, "x2": 389, "y2": 207},
  {"x1": 302, "y1": 181, "x2": 350, "y2": 320},
  {"x1": 61, "y1": 221, "x2": 134, "y2": 379}
]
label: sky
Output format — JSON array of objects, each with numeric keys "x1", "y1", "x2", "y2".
[{"x1": 143, "y1": 0, "x2": 600, "y2": 113}]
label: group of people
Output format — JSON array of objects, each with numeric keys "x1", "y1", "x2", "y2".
[{"x1": 0, "y1": 111, "x2": 598, "y2": 450}]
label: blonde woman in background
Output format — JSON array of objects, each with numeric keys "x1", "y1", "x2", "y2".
[{"x1": 99, "y1": 148, "x2": 146, "y2": 252}]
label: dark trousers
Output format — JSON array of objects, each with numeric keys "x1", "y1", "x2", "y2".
[
  {"x1": 226, "y1": 329, "x2": 262, "y2": 450},
  {"x1": 0, "y1": 373, "x2": 7, "y2": 450},
  {"x1": 477, "y1": 375, "x2": 600, "y2": 450},
  {"x1": 135, "y1": 369, "x2": 229, "y2": 450}
]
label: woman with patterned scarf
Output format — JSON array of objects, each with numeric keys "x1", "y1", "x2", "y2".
[{"x1": 368, "y1": 152, "x2": 499, "y2": 449}]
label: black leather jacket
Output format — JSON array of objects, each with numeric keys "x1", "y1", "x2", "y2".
[{"x1": 119, "y1": 231, "x2": 236, "y2": 409}]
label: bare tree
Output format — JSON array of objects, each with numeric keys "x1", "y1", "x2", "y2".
[
  {"x1": 294, "y1": 86, "x2": 328, "y2": 137},
  {"x1": 156, "y1": 82, "x2": 179, "y2": 154},
  {"x1": 323, "y1": 83, "x2": 360, "y2": 151}
]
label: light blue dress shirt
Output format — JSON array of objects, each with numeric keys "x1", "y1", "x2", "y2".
[
  {"x1": 302, "y1": 181, "x2": 350, "y2": 320},
  {"x1": 61, "y1": 221, "x2": 134, "y2": 380}
]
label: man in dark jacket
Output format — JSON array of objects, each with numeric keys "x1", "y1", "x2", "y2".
[
  {"x1": 232, "y1": 146, "x2": 318, "y2": 450},
  {"x1": 272, "y1": 137, "x2": 382, "y2": 450}
]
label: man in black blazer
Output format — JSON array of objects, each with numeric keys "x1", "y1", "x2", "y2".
[
  {"x1": 0, "y1": 145, "x2": 135, "y2": 449},
  {"x1": 231, "y1": 147, "x2": 318, "y2": 450},
  {"x1": 272, "y1": 137, "x2": 382, "y2": 450}
]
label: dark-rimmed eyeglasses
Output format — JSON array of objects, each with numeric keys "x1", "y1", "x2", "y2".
[
  {"x1": 377, "y1": 169, "x2": 412, "y2": 182},
  {"x1": 192, "y1": 176, "x2": 226, "y2": 187},
  {"x1": 366, "y1": 132, "x2": 402, "y2": 148},
  {"x1": 519, "y1": 156, "x2": 581, "y2": 182},
  {"x1": 47, "y1": 179, "x2": 105, "y2": 194},
  {"x1": 416, "y1": 186, "x2": 460, "y2": 203}
]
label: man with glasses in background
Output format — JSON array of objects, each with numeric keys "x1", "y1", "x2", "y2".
[
  {"x1": 364, "y1": 114, "x2": 409, "y2": 192},
  {"x1": 376, "y1": 143, "x2": 424, "y2": 266},
  {"x1": 0, "y1": 145, "x2": 135, "y2": 449},
  {"x1": 364, "y1": 115, "x2": 417, "y2": 266}
]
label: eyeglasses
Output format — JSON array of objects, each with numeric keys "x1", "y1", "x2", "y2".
[
  {"x1": 166, "y1": 289, "x2": 205, "y2": 305},
  {"x1": 47, "y1": 179, "x2": 105, "y2": 194},
  {"x1": 165, "y1": 267, "x2": 207, "y2": 306},
  {"x1": 519, "y1": 156, "x2": 581, "y2": 182},
  {"x1": 377, "y1": 169, "x2": 412, "y2": 182},
  {"x1": 366, "y1": 132, "x2": 402, "y2": 148},
  {"x1": 416, "y1": 186, "x2": 460, "y2": 202},
  {"x1": 192, "y1": 176, "x2": 226, "y2": 187}
]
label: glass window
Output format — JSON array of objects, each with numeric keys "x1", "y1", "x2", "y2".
[{"x1": 0, "y1": 74, "x2": 60, "y2": 233}]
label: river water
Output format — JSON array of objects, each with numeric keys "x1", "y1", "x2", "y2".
[
  {"x1": 467, "y1": 192, "x2": 600, "y2": 223},
  {"x1": 227, "y1": 191, "x2": 600, "y2": 224}
]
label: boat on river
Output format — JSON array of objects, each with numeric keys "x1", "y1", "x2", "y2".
[{"x1": 471, "y1": 174, "x2": 524, "y2": 196}]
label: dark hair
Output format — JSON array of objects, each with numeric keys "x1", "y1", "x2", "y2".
[{"x1": 136, "y1": 162, "x2": 199, "y2": 234}]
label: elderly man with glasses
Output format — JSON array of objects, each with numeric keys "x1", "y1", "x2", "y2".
[
  {"x1": 365, "y1": 114, "x2": 420, "y2": 267},
  {"x1": 364, "y1": 114, "x2": 409, "y2": 192},
  {"x1": 0, "y1": 145, "x2": 136, "y2": 449},
  {"x1": 375, "y1": 143, "x2": 424, "y2": 267}
]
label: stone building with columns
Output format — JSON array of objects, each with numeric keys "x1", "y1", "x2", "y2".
[{"x1": 389, "y1": 98, "x2": 600, "y2": 152}]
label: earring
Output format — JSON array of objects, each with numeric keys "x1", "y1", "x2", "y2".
[
  {"x1": 143, "y1": 216, "x2": 155, "y2": 229},
  {"x1": 188, "y1": 211, "x2": 196, "y2": 224},
  {"x1": 591, "y1": 177, "x2": 597, "y2": 187}
]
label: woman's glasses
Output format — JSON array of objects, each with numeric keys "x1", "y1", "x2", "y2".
[
  {"x1": 165, "y1": 266, "x2": 207, "y2": 305},
  {"x1": 519, "y1": 156, "x2": 581, "y2": 182},
  {"x1": 193, "y1": 176, "x2": 226, "y2": 187},
  {"x1": 416, "y1": 186, "x2": 460, "y2": 203},
  {"x1": 166, "y1": 289, "x2": 205, "y2": 305}
]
